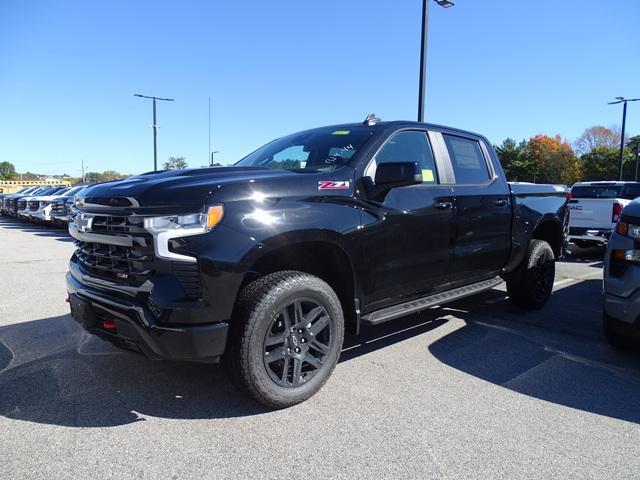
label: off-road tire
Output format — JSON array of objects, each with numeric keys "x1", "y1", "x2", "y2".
[
  {"x1": 506, "y1": 239, "x2": 555, "y2": 309},
  {"x1": 224, "y1": 271, "x2": 344, "y2": 408}
]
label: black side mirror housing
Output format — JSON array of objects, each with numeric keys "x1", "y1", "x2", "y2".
[{"x1": 374, "y1": 162, "x2": 423, "y2": 188}]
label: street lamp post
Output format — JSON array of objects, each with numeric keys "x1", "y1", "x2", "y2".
[
  {"x1": 608, "y1": 96, "x2": 640, "y2": 180},
  {"x1": 418, "y1": 0, "x2": 454, "y2": 122},
  {"x1": 134, "y1": 93, "x2": 175, "y2": 171},
  {"x1": 210, "y1": 150, "x2": 220, "y2": 167}
]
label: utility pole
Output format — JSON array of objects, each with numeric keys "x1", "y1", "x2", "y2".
[
  {"x1": 608, "y1": 97, "x2": 640, "y2": 180},
  {"x1": 208, "y1": 96, "x2": 211, "y2": 166},
  {"x1": 417, "y1": 0, "x2": 454, "y2": 122},
  {"x1": 81, "y1": 159, "x2": 85, "y2": 183},
  {"x1": 134, "y1": 93, "x2": 174, "y2": 171}
]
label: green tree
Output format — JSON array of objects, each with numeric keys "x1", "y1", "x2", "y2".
[
  {"x1": 495, "y1": 138, "x2": 532, "y2": 181},
  {"x1": 621, "y1": 135, "x2": 640, "y2": 180},
  {"x1": 0, "y1": 161, "x2": 17, "y2": 180},
  {"x1": 580, "y1": 147, "x2": 618, "y2": 181},
  {"x1": 162, "y1": 156, "x2": 188, "y2": 170},
  {"x1": 19, "y1": 171, "x2": 40, "y2": 180}
]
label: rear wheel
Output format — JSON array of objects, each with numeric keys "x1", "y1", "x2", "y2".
[
  {"x1": 224, "y1": 271, "x2": 344, "y2": 408},
  {"x1": 506, "y1": 239, "x2": 555, "y2": 309}
]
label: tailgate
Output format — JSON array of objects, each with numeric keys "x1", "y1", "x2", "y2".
[{"x1": 569, "y1": 199, "x2": 616, "y2": 230}]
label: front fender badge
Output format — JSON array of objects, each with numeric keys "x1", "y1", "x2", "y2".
[{"x1": 318, "y1": 181, "x2": 350, "y2": 190}]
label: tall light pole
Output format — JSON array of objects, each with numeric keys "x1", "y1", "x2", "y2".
[
  {"x1": 418, "y1": 0, "x2": 454, "y2": 122},
  {"x1": 210, "y1": 150, "x2": 220, "y2": 167},
  {"x1": 134, "y1": 93, "x2": 174, "y2": 171},
  {"x1": 608, "y1": 96, "x2": 640, "y2": 180}
]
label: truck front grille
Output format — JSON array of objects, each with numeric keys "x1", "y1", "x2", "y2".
[
  {"x1": 72, "y1": 213, "x2": 202, "y2": 298},
  {"x1": 74, "y1": 239, "x2": 154, "y2": 285},
  {"x1": 51, "y1": 200, "x2": 67, "y2": 216},
  {"x1": 17, "y1": 200, "x2": 27, "y2": 211},
  {"x1": 27, "y1": 200, "x2": 39, "y2": 211}
]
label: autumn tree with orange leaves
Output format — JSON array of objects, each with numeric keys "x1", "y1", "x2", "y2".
[{"x1": 526, "y1": 135, "x2": 581, "y2": 185}]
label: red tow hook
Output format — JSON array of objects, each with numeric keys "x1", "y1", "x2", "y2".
[{"x1": 102, "y1": 320, "x2": 117, "y2": 330}]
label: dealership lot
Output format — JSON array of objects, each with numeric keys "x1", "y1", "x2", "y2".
[{"x1": 1, "y1": 217, "x2": 640, "y2": 479}]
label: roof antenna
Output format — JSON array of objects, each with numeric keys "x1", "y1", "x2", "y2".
[{"x1": 363, "y1": 113, "x2": 380, "y2": 126}]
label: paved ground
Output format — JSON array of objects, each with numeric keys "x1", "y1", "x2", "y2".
[{"x1": 1, "y1": 216, "x2": 639, "y2": 479}]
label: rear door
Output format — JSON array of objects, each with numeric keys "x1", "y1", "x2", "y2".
[{"x1": 438, "y1": 132, "x2": 512, "y2": 284}]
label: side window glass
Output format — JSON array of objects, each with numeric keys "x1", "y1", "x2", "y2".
[
  {"x1": 375, "y1": 131, "x2": 437, "y2": 183},
  {"x1": 443, "y1": 134, "x2": 490, "y2": 184}
]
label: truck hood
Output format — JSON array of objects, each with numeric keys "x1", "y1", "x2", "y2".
[
  {"x1": 22, "y1": 195, "x2": 62, "y2": 202},
  {"x1": 76, "y1": 166, "x2": 302, "y2": 208}
]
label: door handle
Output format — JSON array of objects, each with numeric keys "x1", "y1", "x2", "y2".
[
  {"x1": 494, "y1": 199, "x2": 508, "y2": 207},
  {"x1": 434, "y1": 201, "x2": 453, "y2": 210}
]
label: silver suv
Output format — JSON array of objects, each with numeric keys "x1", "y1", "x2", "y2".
[{"x1": 604, "y1": 197, "x2": 640, "y2": 348}]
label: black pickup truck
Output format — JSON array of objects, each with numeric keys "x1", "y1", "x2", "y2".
[{"x1": 66, "y1": 118, "x2": 569, "y2": 407}]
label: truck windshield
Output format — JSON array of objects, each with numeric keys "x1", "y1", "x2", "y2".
[
  {"x1": 235, "y1": 126, "x2": 375, "y2": 172},
  {"x1": 571, "y1": 184, "x2": 640, "y2": 200}
]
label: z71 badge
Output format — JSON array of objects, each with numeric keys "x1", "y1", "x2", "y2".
[{"x1": 318, "y1": 181, "x2": 350, "y2": 190}]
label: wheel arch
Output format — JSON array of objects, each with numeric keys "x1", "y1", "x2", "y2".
[
  {"x1": 531, "y1": 217, "x2": 565, "y2": 258},
  {"x1": 238, "y1": 231, "x2": 361, "y2": 335}
]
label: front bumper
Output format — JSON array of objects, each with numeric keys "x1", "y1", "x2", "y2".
[
  {"x1": 32, "y1": 206, "x2": 54, "y2": 222},
  {"x1": 66, "y1": 270, "x2": 229, "y2": 363}
]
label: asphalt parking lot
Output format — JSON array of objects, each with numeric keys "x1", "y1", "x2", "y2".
[{"x1": 1, "y1": 217, "x2": 640, "y2": 479}]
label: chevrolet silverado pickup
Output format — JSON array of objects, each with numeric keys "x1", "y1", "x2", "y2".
[{"x1": 66, "y1": 118, "x2": 569, "y2": 407}]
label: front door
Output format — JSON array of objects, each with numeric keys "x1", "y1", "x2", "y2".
[{"x1": 359, "y1": 129, "x2": 456, "y2": 312}]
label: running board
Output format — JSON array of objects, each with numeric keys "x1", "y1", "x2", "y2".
[{"x1": 361, "y1": 276, "x2": 503, "y2": 326}]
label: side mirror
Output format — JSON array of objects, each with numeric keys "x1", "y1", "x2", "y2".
[{"x1": 374, "y1": 162, "x2": 422, "y2": 188}]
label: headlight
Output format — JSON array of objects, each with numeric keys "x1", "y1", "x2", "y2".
[
  {"x1": 617, "y1": 221, "x2": 640, "y2": 240},
  {"x1": 143, "y1": 205, "x2": 224, "y2": 233},
  {"x1": 143, "y1": 205, "x2": 224, "y2": 263}
]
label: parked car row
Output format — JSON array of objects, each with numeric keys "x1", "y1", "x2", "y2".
[{"x1": 0, "y1": 184, "x2": 90, "y2": 224}]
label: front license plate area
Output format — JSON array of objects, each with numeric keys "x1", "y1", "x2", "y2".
[{"x1": 69, "y1": 294, "x2": 97, "y2": 328}]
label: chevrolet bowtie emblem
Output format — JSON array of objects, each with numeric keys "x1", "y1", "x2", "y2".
[{"x1": 77, "y1": 215, "x2": 93, "y2": 233}]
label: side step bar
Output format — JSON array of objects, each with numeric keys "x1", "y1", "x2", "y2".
[{"x1": 361, "y1": 276, "x2": 503, "y2": 326}]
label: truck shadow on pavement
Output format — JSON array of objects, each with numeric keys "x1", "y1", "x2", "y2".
[
  {"x1": 0, "y1": 217, "x2": 73, "y2": 242},
  {"x1": 1, "y1": 280, "x2": 639, "y2": 427},
  {"x1": 429, "y1": 279, "x2": 640, "y2": 424}
]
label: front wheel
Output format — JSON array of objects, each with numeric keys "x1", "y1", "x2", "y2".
[
  {"x1": 506, "y1": 239, "x2": 555, "y2": 309},
  {"x1": 224, "y1": 271, "x2": 344, "y2": 408}
]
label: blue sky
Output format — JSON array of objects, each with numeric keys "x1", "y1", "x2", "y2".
[{"x1": 1, "y1": 0, "x2": 639, "y2": 176}]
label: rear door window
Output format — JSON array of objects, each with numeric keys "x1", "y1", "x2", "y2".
[{"x1": 442, "y1": 134, "x2": 491, "y2": 184}]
